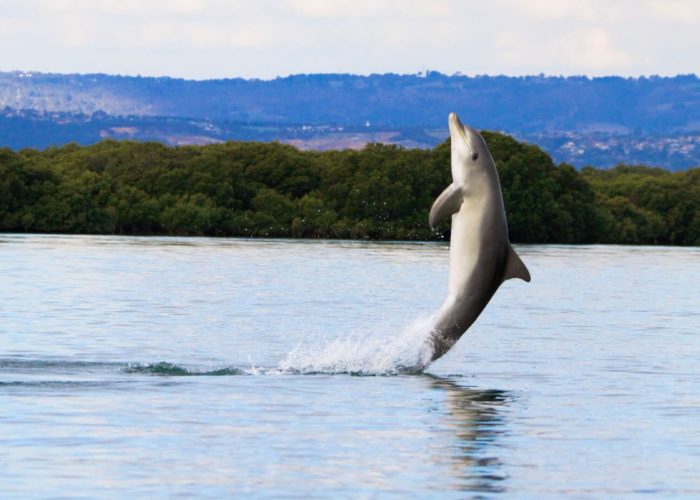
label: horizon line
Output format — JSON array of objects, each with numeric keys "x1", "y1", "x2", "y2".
[{"x1": 3, "y1": 69, "x2": 699, "y2": 83}]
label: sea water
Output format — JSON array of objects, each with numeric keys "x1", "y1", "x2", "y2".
[{"x1": 1, "y1": 235, "x2": 699, "y2": 497}]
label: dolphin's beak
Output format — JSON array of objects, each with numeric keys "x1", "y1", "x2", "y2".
[{"x1": 448, "y1": 112, "x2": 468, "y2": 144}]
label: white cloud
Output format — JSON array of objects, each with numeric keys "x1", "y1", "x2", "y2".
[
  {"x1": 39, "y1": 0, "x2": 87, "y2": 12},
  {"x1": 285, "y1": 0, "x2": 383, "y2": 19},
  {"x1": 560, "y1": 28, "x2": 634, "y2": 71},
  {"x1": 229, "y1": 27, "x2": 277, "y2": 49},
  {"x1": 647, "y1": 0, "x2": 700, "y2": 25},
  {"x1": 282, "y1": 0, "x2": 451, "y2": 19},
  {"x1": 492, "y1": 20, "x2": 639, "y2": 75},
  {"x1": 54, "y1": 14, "x2": 93, "y2": 47},
  {"x1": 134, "y1": 22, "x2": 180, "y2": 47},
  {"x1": 0, "y1": 0, "x2": 697, "y2": 78},
  {"x1": 40, "y1": 0, "x2": 209, "y2": 15},
  {"x1": 501, "y1": 0, "x2": 625, "y2": 22},
  {"x1": 183, "y1": 23, "x2": 229, "y2": 48},
  {"x1": 379, "y1": 20, "x2": 458, "y2": 48},
  {"x1": 0, "y1": 16, "x2": 33, "y2": 36}
]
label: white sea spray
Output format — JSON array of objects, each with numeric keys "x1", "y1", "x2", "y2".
[{"x1": 278, "y1": 314, "x2": 436, "y2": 375}]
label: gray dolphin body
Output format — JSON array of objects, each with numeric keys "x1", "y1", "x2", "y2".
[{"x1": 427, "y1": 113, "x2": 531, "y2": 362}]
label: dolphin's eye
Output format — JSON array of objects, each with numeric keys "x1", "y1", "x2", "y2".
[{"x1": 471, "y1": 152, "x2": 479, "y2": 161}]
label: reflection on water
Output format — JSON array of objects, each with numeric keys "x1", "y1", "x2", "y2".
[{"x1": 430, "y1": 376, "x2": 511, "y2": 494}]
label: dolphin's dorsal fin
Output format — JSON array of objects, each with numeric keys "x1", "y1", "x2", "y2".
[
  {"x1": 429, "y1": 183, "x2": 464, "y2": 226},
  {"x1": 503, "y1": 244, "x2": 531, "y2": 282}
]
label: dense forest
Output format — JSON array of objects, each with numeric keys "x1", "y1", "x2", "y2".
[{"x1": 1, "y1": 132, "x2": 699, "y2": 245}]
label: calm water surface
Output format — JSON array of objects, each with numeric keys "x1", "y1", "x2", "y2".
[{"x1": 1, "y1": 234, "x2": 699, "y2": 498}]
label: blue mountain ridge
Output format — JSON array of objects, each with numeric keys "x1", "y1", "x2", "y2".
[{"x1": 1, "y1": 71, "x2": 699, "y2": 170}]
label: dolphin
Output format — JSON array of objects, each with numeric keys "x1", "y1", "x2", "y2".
[{"x1": 426, "y1": 113, "x2": 530, "y2": 362}]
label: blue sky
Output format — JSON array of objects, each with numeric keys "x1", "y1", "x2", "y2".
[{"x1": 1, "y1": 0, "x2": 698, "y2": 79}]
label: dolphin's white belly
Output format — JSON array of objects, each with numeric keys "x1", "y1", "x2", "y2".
[
  {"x1": 432, "y1": 195, "x2": 508, "y2": 352},
  {"x1": 447, "y1": 201, "x2": 485, "y2": 295}
]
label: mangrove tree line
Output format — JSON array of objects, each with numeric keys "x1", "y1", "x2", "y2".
[{"x1": 1, "y1": 133, "x2": 699, "y2": 244}]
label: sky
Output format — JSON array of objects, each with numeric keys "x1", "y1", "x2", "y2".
[{"x1": 0, "y1": 0, "x2": 698, "y2": 80}]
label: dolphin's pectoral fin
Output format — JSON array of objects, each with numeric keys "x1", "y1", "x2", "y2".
[
  {"x1": 429, "y1": 184, "x2": 464, "y2": 226},
  {"x1": 503, "y1": 244, "x2": 531, "y2": 282}
]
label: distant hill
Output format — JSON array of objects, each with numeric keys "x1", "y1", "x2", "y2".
[
  {"x1": 1, "y1": 71, "x2": 700, "y2": 169},
  {"x1": 0, "y1": 108, "x2": 437, "y2": 150},
  {"x1": 3, "y1": 71, "x2": 700, "y2": 131}
]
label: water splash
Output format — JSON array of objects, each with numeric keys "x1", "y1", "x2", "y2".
[
  {"x1": 278, "y1": 314, "x2": 436, "y2": 376},
  {"x1": 1, "y1": 315, "x2": 438, "y2": 379}
]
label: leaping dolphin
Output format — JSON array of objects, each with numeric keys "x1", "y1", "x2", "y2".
[{"x1": 426, "y1": 113, "x2": 531, "y2": 362}]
